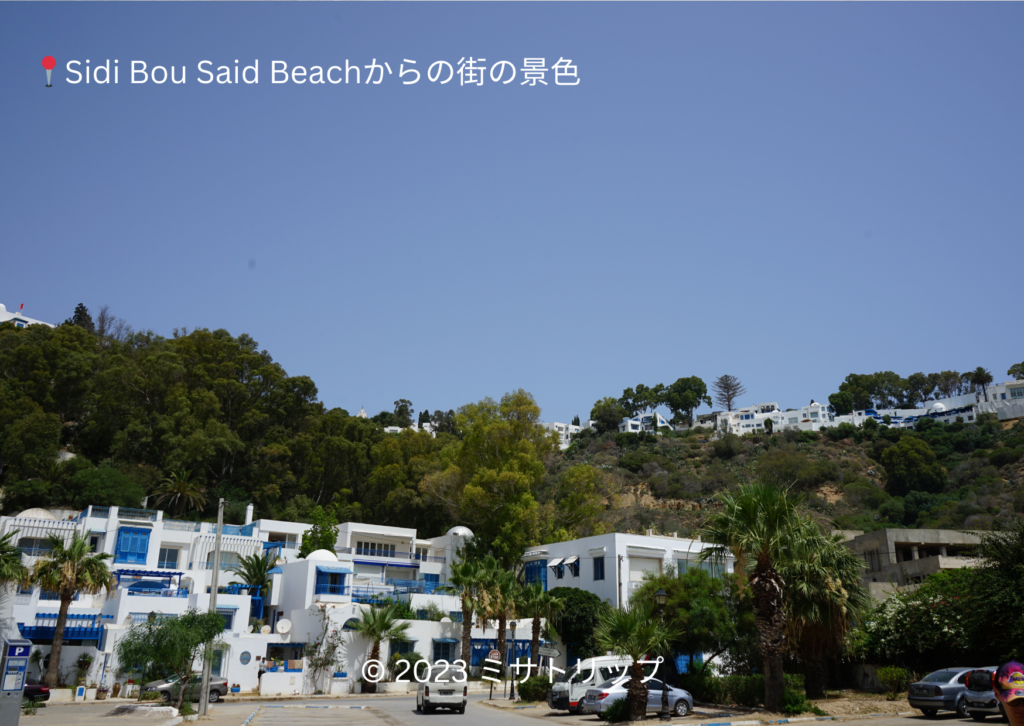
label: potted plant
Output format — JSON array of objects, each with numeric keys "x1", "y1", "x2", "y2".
[
  {"x1": 96, "y1": 686, "x2": 109, "y2": 701},
  {"x1": 230, "y1": 683, "x2": 241, "y2": 693}
]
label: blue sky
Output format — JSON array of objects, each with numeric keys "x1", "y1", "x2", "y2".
[{"x1": 2, "y1": 3, "x2": 1022, "y2": 423}]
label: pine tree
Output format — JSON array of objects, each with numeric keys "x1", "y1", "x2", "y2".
[{"x1": 69, "y1": 303, "x2": 94, "y2": 333}]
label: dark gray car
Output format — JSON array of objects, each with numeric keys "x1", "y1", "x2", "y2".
[
  {"x1": 965, "y1": 668, "x2": 1007, "y2": 722},
  {"x1": 908, "y1": 668, "x2": 973, "y2": 718},
  {"x1": 143, "y1": 674, "x2": 229, "y2": 703}
]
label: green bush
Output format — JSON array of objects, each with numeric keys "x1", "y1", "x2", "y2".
[
  {"x1": 679, "y1": 673, "x2": 807, "y2": 710},
  {"x1": 516, "y1": 675, "x2": 549, "y2": 703},
  {"x1": 603, "y1": 697, "x2": 629, "y2": 723},
  {"x1": 989, "y1": 448, "x2": 1023, "y2": 468},
  {"x1": 877, "y1": 666, "x2": 909, "y2": 701},
  {"x1": 712, "y1": 434, "x2": 744, "y2": 460},
  {"x1": 22, "y1": 698, "x2": 38, "y2": 716}
]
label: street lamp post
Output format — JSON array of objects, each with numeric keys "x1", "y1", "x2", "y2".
[
  {"x1": 509, "y1": 621, "x2": 517, "y2": 700},
  {"x1": 655, "y1": 589, "x2": 670, "y2": 720}
]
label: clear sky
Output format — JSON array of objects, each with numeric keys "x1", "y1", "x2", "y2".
[{"x1": 2, "y1": 3, "x2": 1022, "y2": 423}]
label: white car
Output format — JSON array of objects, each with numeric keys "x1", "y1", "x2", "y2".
[
  {"x1": 415, "y1": 663, "x2": 468, "y2": 714},
  {"x1": 583, "y1": 677, "x2": 694, "y2": 718},
  {"x1": 548, "y1": 656, "x2": 634, "y2": 714}
]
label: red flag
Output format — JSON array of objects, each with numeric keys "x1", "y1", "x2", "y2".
[{"x1": 19, "y1": 304, "x2": 24, "y2": 311}]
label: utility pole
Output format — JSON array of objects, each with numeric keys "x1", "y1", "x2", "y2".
[{"x1": 199, "y1": 498, "x2": 225, "y2": 717}]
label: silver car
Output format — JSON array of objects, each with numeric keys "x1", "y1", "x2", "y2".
[
  {"x1": 964, "y1": 668, "x2": 1007, "y2": 722},
  {"x1": 415, "y1": 664, "x2": 468, "y2": 714},
  {"x1": 907, "y1": 668, "x2": 974, "y2": 718},
  {"x1": 143, "y1": 673, "x2": 229, "y2": 703},
  {"x1": 583, "y1": 678, "x2": 693, "y2": 718}
]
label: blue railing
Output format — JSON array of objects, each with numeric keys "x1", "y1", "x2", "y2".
[
  {"x1": 353, "y1": 548, "x2": 445, "y2": 564},
  {"x1": 314, "y1": 583, "x2": 346, "y2": 595},
  {"x1": 190, "y1": 562, "x2": 238, "y2": 570},
  {"x1": 386, "y1": 578, "x2": 448, "y2": 594},
  {"x1": 19, "y1": 625, "x2": 103, "y2": 640},
  {"x1": 18, "y1": 547, "x2": 53, "y2": 557},
  {"x1": 89, "y1": 506, "x2": 110, "y2": 519},
  {"x1": 126, "y1": 589, "x2": 187, "y2": 598},
  {"x1": 118, "y1": 508, "x2": 158, "y2": 521},
  {"x1": 163, "y1": 521, "x2": 200, "y2": 532},
  {"x1": 157, "y1": 560, "x2": 180, "y2": 569}
]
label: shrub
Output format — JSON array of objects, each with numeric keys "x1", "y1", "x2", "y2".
[
  {"x1": 140, "y1": 691, "x2": 162, "y2": 701},
  {"x1": 712, "y1": 434, "x2": 744, "y2": 460},
  {"x1": 989, "y1": 448, "x2": 1023, "y2": 468},
  {"x1": 22, "y1": 698, "x2": 39, "y2": 716},
  {"x1": 387, "y1": 651, "x2": 425, "y2": 681},
  {"x1": 603, "y1": 697, "x2": 629, "y2": 723},
  {"x1": 877, "y1": 666, "x2": 909, "y2": 701},
  {"x1": 516, "y1": 675, "x2": 549, "y2": 703}
]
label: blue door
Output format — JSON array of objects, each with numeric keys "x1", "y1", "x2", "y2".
[{"x1": 115, "y1": 528, "x2": 150, "y2": 564}]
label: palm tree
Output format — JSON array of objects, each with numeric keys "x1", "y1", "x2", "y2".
[
  {"x1": 972, "y1": 367, "x2": 994, "y2": 402},
  {"x1": 696, "y1": 480, "x2": 810, "y2": 712},
  {"x1": 438, "y1": 558, "x2": 488, "y2": 667},
  {"x1": 154, "y1": 470, "x2": 206, "y2": 517},
  {"x1": 226, "y1": 552, "x2": 274, "y2": 619},
  {"x1": 30, "y1": 533, "x2": 114, "y2": 687},
  {"x1": 519, "y1": 582, "x2": 564, "y2": 668},
  {"x1": 346, "y1": 602, "x2": 411, "y2": 694},
  {"x1": 595, "y1": 603, "x2": 681, "y2": 721},
  {"x1": 0, "y1": 531, "x2": 28, "y2": 589},
  {"x1": 488, "y1": 568, "x2": 521, "y2": 670},
  {"x1": 782, "y1": 532, "x2": 869, "y2": 699}
]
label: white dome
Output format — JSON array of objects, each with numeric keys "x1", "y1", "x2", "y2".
[
  {"x1": 306, "y1": 549, "x2": 338, "y2": 561},
  {"x1": 932, "y1": 402, "x2": 947, "y2": 413},
  {"x1": 447, "y1": 526, "x2": 473, "y2": 538},
  {"x1": 16, "y1": 508, "x2": 56, "y2": 521}
]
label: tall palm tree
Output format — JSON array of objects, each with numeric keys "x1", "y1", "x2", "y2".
[
  {"x1": 154, "y1": 470, "x2": 206, "y2": 517},
  {"x1": 972, "y1": 367, "x2": 994, "y2": 402},
  {"x1": 226, "y1": 552, "x2": 274, "y2": 619},
  {"x1": 519, "y1": 582, "x2": 564, "y2": 668},
  {"x1": 782, "y1": 531, "x2": 869, "y2": 699},
  {"x1": 438, "y1": 558, "x2": 487, "y2": 667},
  {"x1": 595, "y1": 603, "x2": 681, "y2": 722},
  {"x1": 696, "y1": 480, "x2": 810, "y2": 712},
  {"x1": 30, "y1": 533, "x2": 114, "y2": 687},
  {"x1": 0, "y1": 531, "x2": 29, "y2": 589},
  {"x1": 490, "y1": 568, "x2": 521, "y2": 670},
  {"x1": 346, "y1": 602, "x2": 411, "y2": 694}
]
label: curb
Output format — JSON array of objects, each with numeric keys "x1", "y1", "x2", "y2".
[
  {"x1": 157, "y1": 718, "x2": 183, "y2": 726},
  {"x1": 262, "y1": 705, "x2": 368, "y2": 709},
  {"x1": 241, "y1": 705, "x2": 261, "y2": 726}
]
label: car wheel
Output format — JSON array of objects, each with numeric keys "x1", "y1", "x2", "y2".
[
  {"x1": 674, "y1": 700, "x2": 691, "y2": 717},
  {"x1": 958, "y1": 699, "x2": 970, "y2": 719},
  {"x1": 971, "y1": 714, "x2": 987, "y2": 722},
  {"x1": 160, "y1": 692, "x2": 171, "y2": 704},
  {"x1": 208, "y1": 690, "x2": 220, "y2": 704},
  {"x1": 425, "y1": 704, "x2": 435, "y2": 713},
  {"x1": 458, "y1": 705, "x2": 466, "y2": 715},
  {"x1": 922, "y1": 709, "x2": 939, "y2": 718}
]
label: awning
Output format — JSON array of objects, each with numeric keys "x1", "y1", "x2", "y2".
[
  {"x1": 216, "y1": 605, "x2": 239, "y2": 610},
  {"x1": 268, "y1": 567, "x2": 282, "y2": 575},
  {"x1": 562, "y1": 556, "x2": 579, "y2": 565},
  {"x1": 117, "y1": 570, "x2": 183, "y2": 578},
  {"x1": 315, "y1": 565, "x2": 353, "y2": 574},
  {"x1": 547, "y1": 558, "x2": 564, "y2": 568},
  {"x1": 432, "y1": 638, "x2": 459, "y2": 644}
]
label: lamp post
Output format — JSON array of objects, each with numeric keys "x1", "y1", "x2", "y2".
[
  {"x1": 654, "y1": 589, "x2": 670, "y2": 720},
  {"x1": 509, "y1": 621, "x2": 517, "y2": 700}
]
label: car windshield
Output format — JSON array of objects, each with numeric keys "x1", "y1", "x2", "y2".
[
  {"x1": 595, "y1": 680, "x2": 623, "y2": 690},
  {"x1": 922, "y1": 671, "x2": 957, "y2": 683},
  {"x1": 429, "y1": 666, "x2": 464, "y2": 683},
  {"x1": 164, "y1": 675, "x2": 180, "y2": 684}
]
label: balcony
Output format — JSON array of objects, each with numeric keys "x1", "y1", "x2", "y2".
[
  {"x1": 163, "y1": 521, "x2": 201, "y2": 532},
  {"x1": 352, "y1": 548, "x2": 445, "y2": 564},
  {"x1": 313, "y1": 583, "x2": 346, "y2": 596},
  {"x1": 19, "y1": 547, "x2": 53, "y2": 557},
  {"x1": 386, "y1": 578, "x2": 448, "y2": 594},
  {"x1": 125, "y1": 588, "x2": 188, "y2": 598},
  {"x1": 119, "y1": 508, "x2": 158, "y2": 521}
]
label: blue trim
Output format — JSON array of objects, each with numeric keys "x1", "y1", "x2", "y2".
[
  {"x1": 315, "y1": 565, "x2": 353, "y2": 574},
  {"x1": 353, "y1": 559, "x2": 418, "y2": 568},
  {"x1": 432, "y1": 637, "x2": 459, "y2": 644}
]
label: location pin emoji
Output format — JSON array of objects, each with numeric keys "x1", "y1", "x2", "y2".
[{"x1": 42, "y1": 56, "x2": 56, "y2": 87}]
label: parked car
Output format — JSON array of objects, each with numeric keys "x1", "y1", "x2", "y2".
[
  {"x1": 142, "y1": 674, "x2": 229, "y2": 703},
  {"x1": 582, "y1": 677, "x2": 693, "y2": 718},
  {"x1": 548, "y1": 656, "x2": 634, "y2": 714},
  {"x1": 908, "y1": 668, "x2": 975, "y2": 718},
  {"x1": 415, "y1": 663, "x2": 468, "y2": 714},
  {"x1": 965, "y1": 668, "x2": 1008, "y2": 722},
  {"x1": 23, "y1": 679, "x2": 50, "y2": 702}
]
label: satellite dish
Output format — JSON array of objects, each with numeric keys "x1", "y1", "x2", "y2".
[
  {"x1": 276, "y1": 618, "x2": 292, "y2": 635},
  {"x1": 245, "y1": 624, "x2": 253, "y2": 634},
  {"x1": 260, "y1": 625, "x2": 271, "y2": 634}
]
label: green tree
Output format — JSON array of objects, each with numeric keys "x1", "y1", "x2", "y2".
[
  {"x1": 837, "y1": 374, "x2": 877, "y2": 411},
  {"x1": 590, "y1": 397, "x2": 626, "y2": 435},
  {"x1": 880, "y1": 437, "x2": 946, "y2": 496},
  {"x1": 548, "y1": 587, "x2": 607, "y2": 663},
  {"x1": 697, "y1": 481, "x2": 812, "y2": 712},
  {"x1": 68, "y1": 304, "x2": 95, "y2": 333},
  {"x1": 438, "y1": 558, "x2": 489, "y2": 667},
  {"x1": 519, "y1": 582, "x2": 564, "y2": 668},
  {"x1": 30, "y1": 533, "x2": 114, "y2": 686},
  {"x1": 782, "y1": 532, "x2": 869, "y2": 698},
  {"x1": 1, "y1": 412, "x2": 62, "y2": 483},
  {"x1": 711, "y1": 375, "x2": 746, "y2": 412},
  {"x1": 68, "y1": 466, "x2": 146, "y2": 510},
  {"x1": 971, "y1": 367, "x2": 994, "y2": 402},
  {"x1": 226, "y1": 552, "x2": 275, "y2": 618},
  {"x1": 629, "y1": 568, "x2": 753, "y2": 677},
  {"x1": 903, "y1": 372, "x2": 935, "y2": 408},
  {"x1": 595, "y1": 603, "x2": 681, "y2": 721},
  {"x1": 154, "y1": 470, "x2": 206, "y2": 517},
  {"x1": 827, "y1": 391, "x2": 855, "y2": 416},
  {"x1": 571, "y1": 415, "x2": 580, "y2": 427},
  {"x1": 298, "y1": 505, "x2": 339, "y2": 557},
  {"x1": 0, "y1": 531, "x2": 29, "y2": 592},
  {"x1": 114, "y1": 609, "x2": 225, "y2": 708},
  {"x1": 551, "y1": 465, "x2": 606, "y2": 538},
  {"x1": 1008, "y1": 362, "x2": 1024, "y2": 381},
  {"x1": 661, "y1": 377, "x2": 712, "y2": 426},
  {"x1": 393, "y1": 399, "x2": 414, "y2": 428},
  {"x1": 346, "y1": 603, "x2": 411, "y2": 693}
]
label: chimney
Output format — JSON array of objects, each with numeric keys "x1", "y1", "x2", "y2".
[{"x1": 244, "y1": 503, "x2": 254, "y2": 525}]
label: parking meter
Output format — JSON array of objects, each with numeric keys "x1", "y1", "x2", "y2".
[{"x1": 0, "y1": 638, "x2": 31, "y2": 726}]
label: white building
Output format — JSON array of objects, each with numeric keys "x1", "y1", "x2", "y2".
[
  {"x1": 541, "y1": 421, "x2": 592, "y2": 450},
  {"x1": 0, "y1": 304, "x2": 54, "y2": 329},
  {"x1": 521, "y1": 531, "x2": 733, "y2": 610},
  {"x1": 1, "y1": 506, "x2": 535, "y2": 697},
  {"x1": 618, "y1": 412, "x2": 672, "y2": 434}
]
